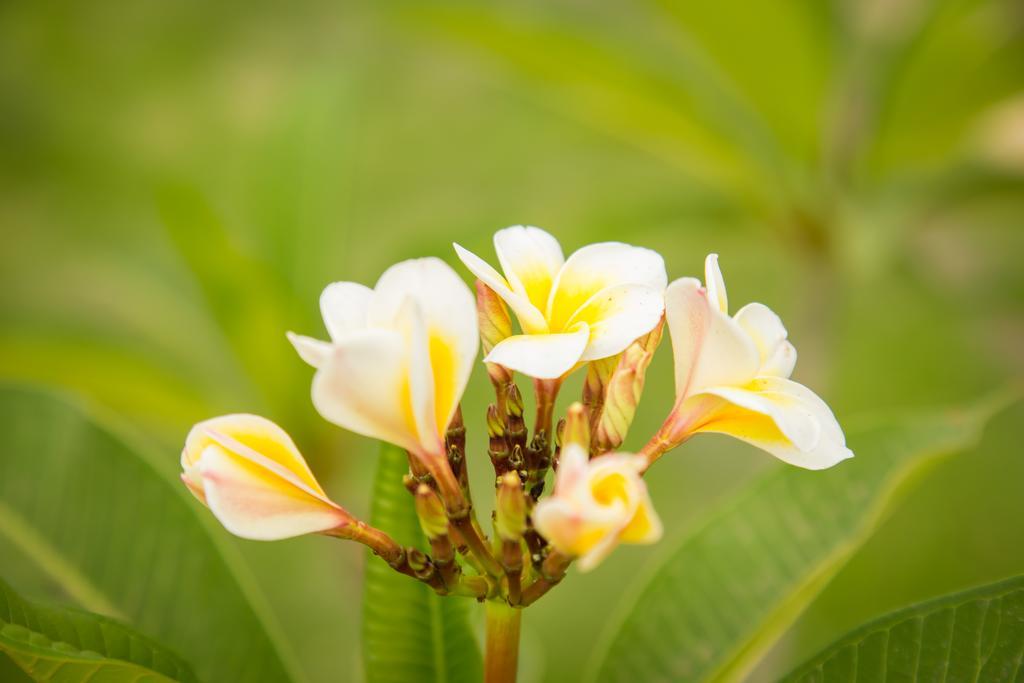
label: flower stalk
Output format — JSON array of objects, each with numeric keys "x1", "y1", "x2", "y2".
[{"x1": 485, "y1": 600, "x2": 522, "y2": 683}]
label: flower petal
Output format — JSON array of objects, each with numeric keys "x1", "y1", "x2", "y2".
[
  {"x1": 286, "y1": 332, "x2": 332, "y2": 369},
  {"x1": 665, "y1": 278, "x2": 760, "y2": 399},
  {"x1": 762, "y1": 340, "x2": 797, "y2": 378},
  {"x1": 484, "y1": 323, "x2": 590, "y2": 379},
  {"x1": 690, "y1": 377, "x2": 853, "y2": 469},
  {"x1": 183, "y1": 414, "x2": 324, "y2": 494},
  {"x1": 199, "y1": 444, "x2": 349, "y2": 541},
  {"x1": 311, "y1": 329, "x2": 423, "y2": 454},
  {"x1": 705, "y1": 253, "x2": 728, "y2": 314},
  {"x1": 568, "y1": 284, "x2": 665, "y2": 361},
  {"x1": 697, "y1": 383, "x2": 821, "y2": 452},
  {"x1": 320, "y1": 282, "x2": 372, "y2": 340},
  {"x1": 734, "y1": 302, "x2": 790, "y2": 371},
  {"x1": 454, "y1": 243, "x2": 548, "y2": 333},
  {"x1": 547, "y1": 242, "x2": 667, "y2": 331},
  {"x1": 494, "y1": 225, "x2": 565, "y2": 314}
]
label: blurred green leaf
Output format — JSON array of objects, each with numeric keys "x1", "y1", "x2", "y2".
[
  {"x1": 0, "y1": 384, "x2": 306, "y2": 683},
  {"x1": 588, "y1": 394, "x2": 1010, "y2": 683},
  {"x1": 362, "y1": 444, "x2": 482, "y2": 683},
  {"x1": 782, "y1": 573, "x2": 1024, "y2": 682},
  {"x1": 0, "y1": 575, "x2": 197, "y2": 682}
]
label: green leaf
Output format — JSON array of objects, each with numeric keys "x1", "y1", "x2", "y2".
[
  {"x1": 589, "y1": 395, "x2": 1010, "y2": 683},
  {"x1": 362, "y1": 444, "x2": 482, "y2": 683},
  {"x1": 782, "y1": 573, "x2": 1024, "y2": 682},
  {"x1": 0, "y1": 576, "x2": 197, "y2": 682},
  {"x1": 0, "y1": 384, "x2": 305, "y2": 683}
]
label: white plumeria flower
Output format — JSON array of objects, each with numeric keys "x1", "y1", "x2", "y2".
[
  {"x1": 454, "y1": 226, "x2": 667, "y2": 379},
  {"x1": 532, "y1": 443, "x2": 662, "y2": 572},
  {"x1": 181, "y1": 414, "x2": 352, "y2": 541},
  {"x1": 287, "y1": 258, "x2": 478, "y2": 462},
  {"x1": 657, "y1": 254, "x2": 853, "y2": 470}
]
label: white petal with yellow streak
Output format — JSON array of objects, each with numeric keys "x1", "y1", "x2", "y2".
[
  {"x1": 665, "y1": 278, "x2": 759, "y2": 398},
  {"x1": 704, "y1": 253, "x2": 729, "y2": 314},
  {"x1": 546, "y1": 242, "x2": 667, "y2": 331},
  {"x1": 286, "y1": 332, "x2": 332, "y2": 369},
  {"x1": 494, "y1": 225, "x2": 564, "y2": 313},
  {"x1": 198, "y1": 442, "x2": 349, "y2": 541},
  {"x1": 454, "y1": 243, "x2": 548, "y2": 333},
  {"x1": 568, "y1": 283, "x2": 665, "y2": 361},
  {"x1": 691, "y1": 377, "x2": 853, "y2": 470},
  {"x1": 484, "y1": 323, "x2": 590, "y2": 379},
  {"x1": 311, "y1": 329, "x2": 423, "y2": 455}
]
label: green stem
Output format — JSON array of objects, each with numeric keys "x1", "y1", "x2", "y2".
[{"x1": 485, "y1": 600, "x2": 522, "y2": 683}]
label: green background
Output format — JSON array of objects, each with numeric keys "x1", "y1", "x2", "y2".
[{"x1": 1, "y1": 0, "x2": 1022, "y2": 680}]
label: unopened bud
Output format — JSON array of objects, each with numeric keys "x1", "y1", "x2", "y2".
[
  {"x1": 495, "y1": 472, "x2": 527, "y2": 541},
  {"x1": 476, "y1": 280, "x2": 513, "y2": 354},
  {"x1": 486, "y1": 404, "x2": 505, "y2": 439},
  {"x1": 506, "y1": 383, "x2": 524, "y2": 419},
  {"x1": 594, "y1": 320, "x2": 664, "y2": 453},
  {"x1": 563, "y1": 402, "x2": 590, "y2": 450},
  {"x1": 414, "y1": 484, "x2": 449, "y2": 540},
  {"x1": 407, "y1": 547, "x2": 429, "y2": 573},
  {"x1": 509, "y1": 444, "x2": 525, "y2": 470}
]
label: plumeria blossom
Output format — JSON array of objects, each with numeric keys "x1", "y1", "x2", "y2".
[
  {"x1": 181, "y1": 414, "x2": 352, "y2": 540},
  {"x1": 654, "y1": 254, "x2": 853, "y2": 470},
  {"x1": 532, "y1": 443, "x2": 662, "y2": 571},
  {"x1": 287, "y1": 258, "x2": 478, "y2": 463},
  {"x1": 454, "y1": 226, "x2": 667, "y2": 379}
]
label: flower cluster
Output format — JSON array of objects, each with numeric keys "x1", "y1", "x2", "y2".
[{"x1": 181, "y1": 226, "x2": 852, "y2": 605}]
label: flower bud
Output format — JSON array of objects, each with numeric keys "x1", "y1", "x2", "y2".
[
  {"x1": 486, "y1": 404, "x2": 505, "y2": 439},
  {"x1": 414, "y1": 484, "x2": 449, "y2": 540},
  {"x1": 495, "y1": 472, "x2": 527, "y2": 542},
  {"x1": 593, "y1": 320, "x2": 663, "y2": 453},
  {"x1": 506, "y1": 383, "x2": 524, "y2": 419},
  {"x1": 476, "y1": 280, "x2": 513, "y2": 354},
  {"x1": 180, "y1": 414, "x2": 352, "y2": 541},
  {"x1": 562, "y1": 402, "x2": 590, "y2": 451}
]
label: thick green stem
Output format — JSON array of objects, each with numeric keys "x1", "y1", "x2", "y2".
[{"x1": 485, "y1": 600, "x2": 522, "y2": 683}]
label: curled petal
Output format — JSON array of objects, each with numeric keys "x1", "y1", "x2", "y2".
[
  {"x1": 484, "y1": 323, "x2": 590, "y2": 380},
  {"x1": 665, "y1": 278, "x2": 759, "y2": 398},
  {"x1": 454, "y1": 243, "x2": 548, "y2": 333},
  {"x1": 734, "y1": 302, "x2": 789, "y2": 371},
  {"x1": 704, "y1": 253, "x2": 729, "y2": 314},
  {"x1": 493, "y1": 225, "x2": 565, "y2": 313},
  {"x1": 547, "y1": 242, "x2": 667, "y2": 331},
  {"x1": 569, "y1": 284, "x2": 665, "y2": 362},
  {"x1": 320, "y1": 282, "x2": 372, "y2": 340},
  {"x1": 286, "y1": 332, "x2": 332, "y2": 369},
  {"x1": 689, "y1": 377, "x2": 853, "y2": 470},
  {"x1": 762, "y1": 339, "x2": 797, "y2": 378}
]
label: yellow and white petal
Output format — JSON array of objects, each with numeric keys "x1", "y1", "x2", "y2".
[
  {"x1": 762, "y1": 340, "x2": 797, "y2": 378},
  {"x1": 705, "y1": 253, "x2": 729, "y2": 314},
  {"x1": 696, "y1": 383, "x2": 821, "y2": 452},
  {"x1": 691, "y1": 377, "x2": 853, "y2": 470},
  {"x1": 454, "y1": 243, "x2": 549, "y2": 333},
  {"x1": 665, "y1": 278, "x2": 760, "y2": 399},
  {"x1": 198, "y1": 444, "x2": 349, "y2": 541},
  {"x1": 552, "y1": 442, "x2": 590, "y2": 495},
  {"x1": 320, "y1": 282, "x2": 372, "y2": 340},
  {"x1": 311, "y1": 329, "x2": 423, "y2": 455},
  {"x1": 734, "y1": 302, "x2": 789, "y2": 370},
  {"x1": 287, "y1": 332, "x2": 333, "y2": 369},
  {"x1": 493, "y1": 226, "x2": 564, "y2": 313},
  {"x1": 183, "y1": 414, "x2": 323, "y2": 494},
  {"x1": 547, "y1": 242, "x2": 667, "y2": 331},
  {"x1": 484, "y1": 323, "x2": 590, "y2": 379},
  {"x1": 567, "y1": 284, "x2": 665, "y2": 362}
]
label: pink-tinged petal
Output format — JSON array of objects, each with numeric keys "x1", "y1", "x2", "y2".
[
  {"x1": 454, "y1": 243, "x2": 548, "y2": 333},
  {"x1": 665, "y1": 278, "x2": 759, "y2": 399},
  {"x1": 568, "y1": 283, "x2": 665, "y2": 362},
  {"x1": 311, "y1": 329, "x2": 423, "y2": 455},
  {"x1": 553, "y1": 442, "x2": 590, "y2": 495},
  {"x1": 689, "y1": 377, "x2": 853, "y2": 470},
  {"x1": 320, "y1": 282, "x2": 372, "y2": 340},
  {"x1": 493, "y1": 225, "x2": 565, "y2": 313},
  {"x1": 199, "y1": 444, "x2": 349, "y2": 541},
  {"x1": 183, "y1": 414, "x2": 323, "y2": 494},
  {"x1": 704, "y1": 253, "x2": 729, "y2": 314},
  {"x1": 547, "y1": 242, "x2": 667, "y2": 331},
  {"x1": 287, "y1": 332, "x2": 332, "y2": 369},
  {"x1": 484, "y1": 323, "x2": 590, "y2": 379}
]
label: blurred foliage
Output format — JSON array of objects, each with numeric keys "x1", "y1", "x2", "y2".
[{"x1": 0, "y1": 0, "x2": 1022, "y2": 681}]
